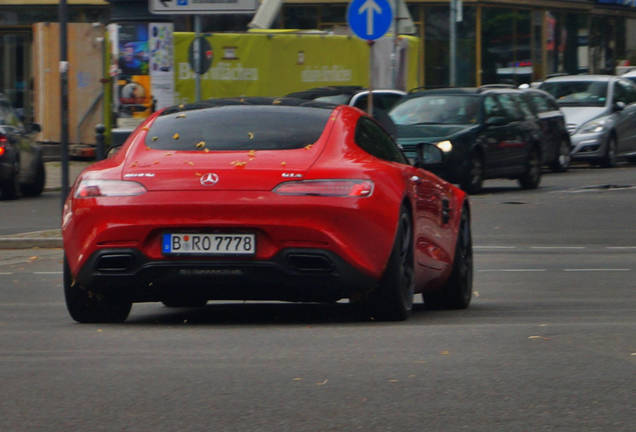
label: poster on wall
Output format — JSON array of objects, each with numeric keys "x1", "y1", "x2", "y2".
[
  {"x1": 109, "y1": 23, "x2": 152, "y2": 128},
  {"x1": 149, "y1": 23, "x2": 174, "y2": 110}
]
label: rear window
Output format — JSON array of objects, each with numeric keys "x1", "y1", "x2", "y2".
[
  {"x1": 539, "y1": 81, "x2": 608, "y2": 107},
  {"x1": 146, "y1": 105, "x2": 332, "y2": 151}
]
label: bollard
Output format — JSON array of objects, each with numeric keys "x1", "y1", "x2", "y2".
[{"x1": 95, "y1": 123, "x2": 106, "y2": 161}]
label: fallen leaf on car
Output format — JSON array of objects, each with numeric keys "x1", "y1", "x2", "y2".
[
  {"x1": 304, "y1": 144, "x2": 313, "y2": 150},
  {"x1": 248, "y1": 132, "x2": 254, "y2": 140},
  {"x1": 280, "y1": 161, "x2": 286, "y2": 166},
  {"x1": 152, "y1": 136, "x2": 158, "y2": 141},
  {"x1": 195, "y1": 172, "x2": 202, "y2": 176},
  {"x1": 164, "y1": 153, "x2": 173, "y2": 157},
  {"x1": 203, "y1": 148, "x2": 210, "y2": 153},
  {"x1": 153, "y1": 161, "x2": 160, "y2": 165},
  {"x1": 272, "y1": 98, "x2": 282, "y2": 105},
  {"x1": 176, "y1": 113, "x2": 186, "y2": 119},
  {"x1": 173, "y1": 133, "x2": 180, "y2": 140},
  {"x1": 195, "y1": 141, "x2": 206, "y2": 149},
  {"x1": 178, "y1": 104, "x2": 185, "y2": 109},
  {"x1": 247, "y1": 150, "x2": 256, "y2": 157},
  {"x1": 186, "y1": 161, "x2": 194, "y2": 166},
  {"x1": 141, "y1": 126, "x2": 149, "y2": 131},
  {"x1": 316, "y1": 379, "x2": 328, "y2": 386}
]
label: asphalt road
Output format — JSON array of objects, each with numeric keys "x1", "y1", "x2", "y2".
[{"x1": 1, "y1": 164, "x2": 635, "y2": 431}]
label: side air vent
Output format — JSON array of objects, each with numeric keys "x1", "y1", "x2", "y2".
[
  {"x1": 96, "y1": 254, "x2": 134, "y2": 272},
  {"x1": 287, "y1": 253, "x2": 334, "y2": 273}
]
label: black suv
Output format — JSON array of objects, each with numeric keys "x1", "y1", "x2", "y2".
[
  {"x1": 0, "y1": 94, "x2": 45, "y2": 199},
  {"x1": 389, "y1": 87, "x2": 543, "y2": 193}
]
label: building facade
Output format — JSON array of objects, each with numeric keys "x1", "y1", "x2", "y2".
[{"x1": 279, "y1": 0, "x2": 636, "y2": 88}]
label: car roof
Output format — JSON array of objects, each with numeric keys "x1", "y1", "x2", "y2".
[
  {"x1": 542, "y1": 74, "x2": 617, "y2": 82},
  {"x1": 285, "y1": 86, "x2": 364, "y2": 100},
  {"x1": 622, "y1": 69, "x2": 636, "y2": 77},
  {"x1": 160, "y1": 97, "x2": 337, "y2": 116}
]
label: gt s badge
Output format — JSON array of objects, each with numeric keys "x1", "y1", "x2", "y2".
[{"x1": 281, "y1": 172, "x2": 303, "y2": 178}]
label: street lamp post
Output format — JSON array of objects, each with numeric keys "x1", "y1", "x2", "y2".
[{"x1": 59, "y1": 0, "x2": 70, "y2": 211}]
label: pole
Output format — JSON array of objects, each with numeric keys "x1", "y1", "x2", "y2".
[
  {"x1": 194, "y1": 15, "x2": 202, "y2": 102},
  {"x1": 59, "y1": 0, "x2": 70, "y2": 210},
  {"x1": 392, "y1": 0, "x2": 398, "y2": 89},
  {"x1": 449, "y1": 0, "x2": 457, "y2": 87},
  {"x1": 368, "y1": 40, "x2": 374, "y2": 116}
]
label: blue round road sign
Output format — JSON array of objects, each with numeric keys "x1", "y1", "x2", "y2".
[{"x1": 347, "y1": 0, "x2": 393, "y2": 41}]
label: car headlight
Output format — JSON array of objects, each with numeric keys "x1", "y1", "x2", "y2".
[
  {"x1": 579, "y1": 119, "x2": 608, "y2": 134},
  {"x1": 435, "y1": 140, "x2": 453, "y2": 153}
]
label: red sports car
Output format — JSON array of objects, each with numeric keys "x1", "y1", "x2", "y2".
[{"x1": 62, "y1": 98, "x2": 472, "y2": 323}]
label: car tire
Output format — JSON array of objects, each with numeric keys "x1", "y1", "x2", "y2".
[
  {"x1": 21, "y1": 159, "x2": 45, "y2": 197},
  {"x1": 600, "y1": 136, "x2": 617, "y2": 168},
  {"x1": 64, "y1": 256, "x2": 132, "y2": 323},
  {"x1": 360, "y1": 207, "x2": 414, "y2": 321},
  {"x1": 551, "y1": 138, "x2": 571, "y2": 172},
  {"x1": 423, "y1": 207, "x2": 472, "y2": 309},
  {"x1": 518, "y1": 146, "x2": 541, "y2": 189},
  {"x1": 1, "y1": 162, "x2": 20, "y2": 200},
  {"x1": 460, "y1": 152, "x2": 484, "y2": 194}
]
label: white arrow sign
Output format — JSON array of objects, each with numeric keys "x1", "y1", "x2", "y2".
[{"x1": 358, "y1": 0, "x2": 382, "y2": 36}]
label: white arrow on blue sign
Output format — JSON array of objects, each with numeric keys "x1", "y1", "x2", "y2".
[{"x1": 347, "y1": 0, "x2": 393, "y2": 41}]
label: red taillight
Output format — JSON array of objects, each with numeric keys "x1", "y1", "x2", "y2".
[
  {"x1": 273, "y1": 180, "x2": 374, "y2": 197},
  {"x1": 74, "y1": 179, "x2": 147, "y2": 198},
  {"x1": 0, "y1": 134, "x2": 7, "y2": 157}
]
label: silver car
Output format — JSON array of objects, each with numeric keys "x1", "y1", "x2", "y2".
[{"x1": 539, "y1": 75, "x2": 636, "y2": 167}]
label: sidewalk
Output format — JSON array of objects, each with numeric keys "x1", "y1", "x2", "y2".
[{"x1": 0, "y1": 161, "x2": 93, "y2": 250}]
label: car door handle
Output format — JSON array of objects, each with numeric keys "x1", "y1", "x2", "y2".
[{"x1": 441, "y1": 199, "x2": 451, "y2": 224}]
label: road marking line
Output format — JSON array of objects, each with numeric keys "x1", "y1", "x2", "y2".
[
  {"x1": 606, "y1": 246, "x2": 636, "y2": 250},
  {"x1": 478, "y1": 269, "x2": 547, "y2": 272},
  {"x1": 0, "y1": 272, "x2": 13, "y2": 275},
  {"x1": 33, "y1": 272, "x2": 63, "y2": 275},
  {"x1": 564, "y1": 268, "x2": 631, "y2": 272},
  {"x1": 530, "y1": 246, "x2": 586, "y2": 250},
  {"x1": 474, "y1": 246, "x2": 517, "y2": 249}
]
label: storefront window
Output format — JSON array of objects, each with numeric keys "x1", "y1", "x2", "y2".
[
  {"x1": 283, "y1": 6, "x2": 320, "y2": 29},
  {"x1": 589, "y1": 15, "x2": 623, "y2": 74},
  {"x1": 0, "y1": 31, "x2": 31, "y2": 121},
  {"x1": 424, "y1": 5, "x2": 475, "y2": 89},
  {"x1": 482, "y1": 7, "x2": 531, "y2": 86}
]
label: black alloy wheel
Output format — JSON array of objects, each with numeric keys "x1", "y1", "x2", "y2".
[
  {"x1": 551, "y1": 138, "x2": 571, "y2": 172},
  {"x1": 518, "y1": 146, "x2": 541, "y2": 189},
  {"x1": 64, "y1": 256, "x2": 132, "y2": 323},
  {"x1": 461, "y1": 152, "x2": 484, "y2": 194},
  {"x1": 600, "y1": 136, "x2": 618, "y2": 168},
  {"x1": 361, "y1": 207, "x2": 414, "y2": 321},
  {"x1": 423, "y1": 207, "x2": 473, "y2": 309}
]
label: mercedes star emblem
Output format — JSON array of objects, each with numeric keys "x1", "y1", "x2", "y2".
[{"x1": 200, "y1": 173, "x2": 219, "y2": 186}]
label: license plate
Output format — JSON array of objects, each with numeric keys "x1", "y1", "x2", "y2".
[{"x1": 162, "y1": 233, "x2": 256, "y2": 255}]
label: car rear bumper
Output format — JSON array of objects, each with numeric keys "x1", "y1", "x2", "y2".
[{"x1": 75, "y1": 247, "x2": 377, "y2": 303}]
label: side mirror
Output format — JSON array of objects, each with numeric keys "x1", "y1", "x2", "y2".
[
  {"x1": 415, "y1": 143, "x2": 444, "y2": 169},
  {"x1": 486, "y1": 116, "x2": 507, "y2": 126},
  {"x1": 614, "y1": 101, "x2": 626, "y2": 112},
  {"x1": 30, "y1": 123, "x2": 41, "y2": 133}
]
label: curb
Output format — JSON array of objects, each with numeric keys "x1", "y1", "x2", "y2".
[{"x1": 0, "y1": 238, "x2": 63, "y2": 249}]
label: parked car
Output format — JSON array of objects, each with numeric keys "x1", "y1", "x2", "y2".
[
  {"x1": 62, "y1": 97, "x2": 472, "y2": 323},
  {"x1": 520, "y1": 88, "x2": 572, "y2": 172},
  {"x1": 622, "y1": 69, "x2": 636, "y2": 85},
  {"x1": 286, "y1": 86, "x2": 406, "y2": 111},
  {"x1": 389, "y1": 87, "x2": 543, "y2": 194},
  {"x1": 287, "y1": 86, "x2": 405, "y2": 138},
  {"x1": 0, "y1": 93, "x2": 45, "y2": 199},
  {"x1": 539, "y1": 75, "x2": 636, "y2": 166}
]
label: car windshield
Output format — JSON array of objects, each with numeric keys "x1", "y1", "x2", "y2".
[
  {"x1": 146, "y1": 105, "x2": 331, "y2": 151},
  {"x1": 389, "y1": 94, "x2": 480, "y2": 126},
  {"x1": 540, "y1": 81, "x2": 608, "y2": 107}
]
